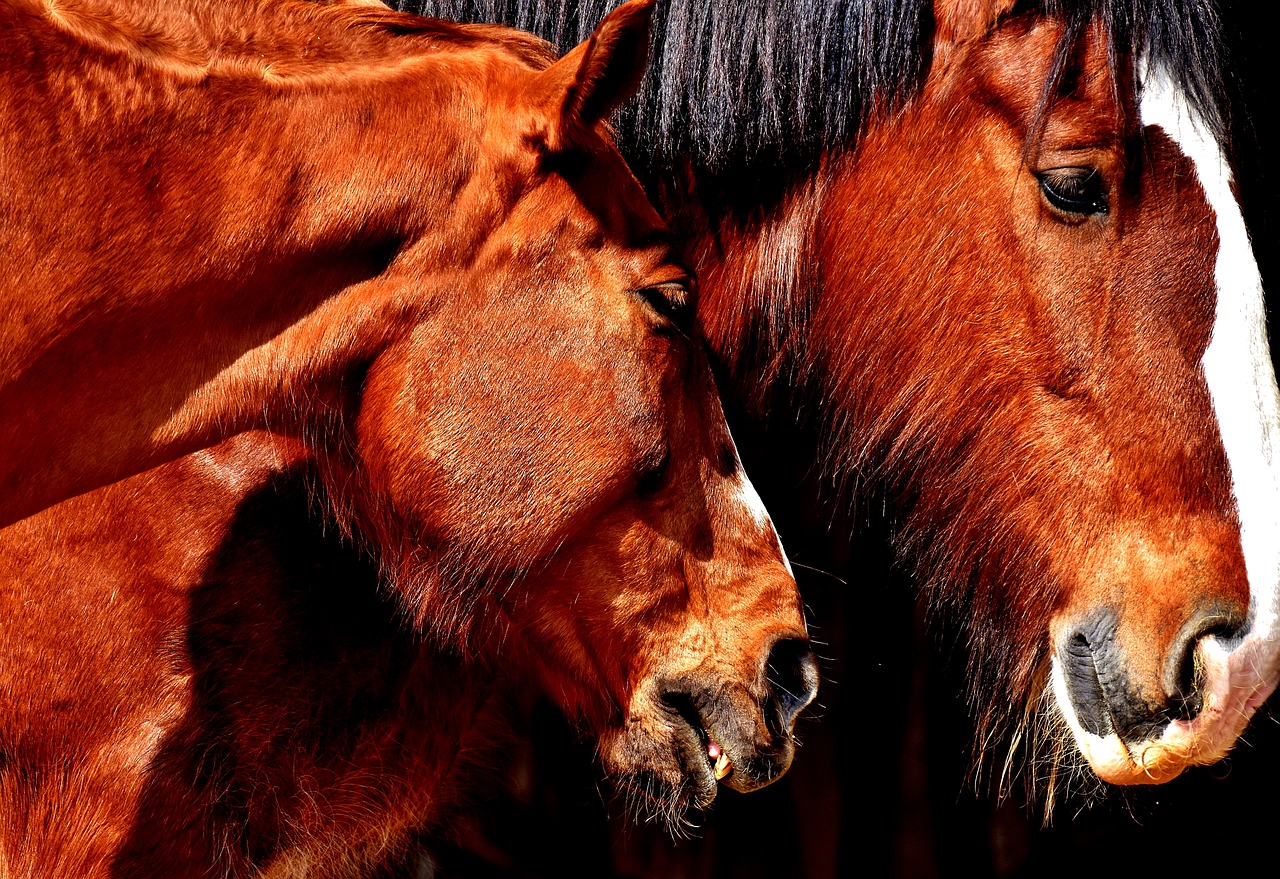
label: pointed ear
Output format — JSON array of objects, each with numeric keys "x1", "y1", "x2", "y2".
[
  {"x1": 933, "y1": 0, "x2": 1017, "y2": 51},
  {"x1": 530, "y1": 0, "x2": 655, "y2": 151}
]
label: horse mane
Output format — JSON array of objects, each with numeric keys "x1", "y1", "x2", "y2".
[
  {"x1": 396, "y1": 0, "x2": 1231, "y2": 181},
  {"x1": 27, "y1": 0, "x2": 557, "y2": 82}
]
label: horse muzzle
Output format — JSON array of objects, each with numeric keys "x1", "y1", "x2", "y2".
[
  {"x1": 1050, "y1": 605, "x2": 1278, "y2": 784},
  {"x1": 605, "y1": 634, "x2": 818, "y2": 819},
  {"x1": 665, "y1": 636, "x2": 820, "y2": 795}
]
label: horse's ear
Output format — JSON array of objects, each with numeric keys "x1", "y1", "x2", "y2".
[
  {"x1": 531, "y1": 0, "x2": 654, "y2": 151},
  {"x1": 933, "y1": 0, "x2": 1018, "y2": 49}
]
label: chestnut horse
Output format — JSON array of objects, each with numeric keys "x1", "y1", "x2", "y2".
[
  {"x1": 0, "y1": 0, "x2": 655, "y2": 527},
  {"x1": 0, "y1": 0, "x2": 817, "y2": 875},
  {"x1": 405, "y1": 0, "x2": 1280, "y2": 800}
]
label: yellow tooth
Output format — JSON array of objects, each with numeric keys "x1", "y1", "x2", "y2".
[{"x1": 713, "y1": 751, "x2": 731, "y2": 780}]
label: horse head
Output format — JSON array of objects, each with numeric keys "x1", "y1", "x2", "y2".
[
  {"x1": 812, "y1": 0, "x2": 1278, "y2": 787},
  {"x1": 327, "y1": 0, "x2": 818, "y2": 819}
]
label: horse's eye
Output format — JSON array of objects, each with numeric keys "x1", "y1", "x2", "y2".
[
  {"x1": 1035, "y1": 168, "x2": 1109, "y2": 217},
  {"x1": 637, "y1": 281, "x2": 693, "y2": 329},
  {"x1": 635, "y1": 447, "x2": 670, "y2": 495}
]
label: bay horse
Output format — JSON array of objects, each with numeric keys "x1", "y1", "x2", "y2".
[
  {"x1": 403, "y1": 0, "x2": 1280, "y2": 805},
  {"x1": 0, "y1": 0, "x2": 818, "y2": 874}
]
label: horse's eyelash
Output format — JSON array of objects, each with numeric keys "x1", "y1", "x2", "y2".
[
  {"x1": 638, "y1": 283, "x2": 693, "y2": 324},
  {"x1": 1035, "y1": 168, "x2": 1109, "y2": 215}
]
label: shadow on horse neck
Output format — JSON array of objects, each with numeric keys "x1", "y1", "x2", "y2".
[{"x1": 2, "y1": 442, "x2": 534, "y2": 873}]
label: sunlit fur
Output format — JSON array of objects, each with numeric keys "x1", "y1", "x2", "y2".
[
  {"x1": 406, "y1": 0, "x2": 1279, "y2": 796},
  {"x1": 0, "y1": 1, "x2": 814, "y2": 874},
  {"x1": 0, "y1": 0, "x2": 554, "y2": 524}
]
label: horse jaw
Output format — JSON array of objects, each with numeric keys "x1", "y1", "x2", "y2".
[{"x1": 1048, "y1": 66, "x2": 1280, "y2": 785}]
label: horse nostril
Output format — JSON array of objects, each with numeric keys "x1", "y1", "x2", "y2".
[
  {"x1": 1058, "y1": 612, "x2": 1117, "y2": 738},
  {"x1": 765, "y1": 637, "x2": 819, "y2": 731},
  {"x1": 1163, "y1": 609, "x2": 1247, "y2": 720}
]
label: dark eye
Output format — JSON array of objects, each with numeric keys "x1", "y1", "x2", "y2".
[
  {"x1": 637, "y1": 281, "x2": 693, "y2": 329},
  {"x1": 1035, "y1": 168, "x2": 1109, "y2": 217},
  {"x1": 635, "y1": 446, "x2": 670, "y2": 496}
]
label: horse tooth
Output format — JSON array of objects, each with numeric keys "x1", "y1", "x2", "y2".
[
  {"x1": 706, "y1": 739, "x2": 731, "y2": 779},
  {"x1": 713, "y1": 751, "x2": 732, "y2": 780}
]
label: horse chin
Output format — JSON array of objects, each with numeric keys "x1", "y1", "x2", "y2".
[{"x1": 597, "y1": 714, "x2": 720, "y2": 830}]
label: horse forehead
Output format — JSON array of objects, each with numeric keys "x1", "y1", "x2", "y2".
[
  {"x1": 967, "y1": 17, "x2": 1124, "y2": 127},
  {"x1": 533, "y1": 144, "x2": 672, "y2": 254}
]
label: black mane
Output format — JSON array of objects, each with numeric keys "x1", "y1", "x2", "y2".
[{"x1": 396, "y1": 0, "x2": 1230, "y2": 180}]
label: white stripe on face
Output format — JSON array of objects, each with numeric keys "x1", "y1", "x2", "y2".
[
  {"x1": 1045, "y1": 72, "x2": 1280, "y2": 783},
  {"x1": 727, "y1": 438, "x2": 796, "y2": 579},
  {"x1": 1141, "y1": 68, "x2": 1280, "y2": 673}
]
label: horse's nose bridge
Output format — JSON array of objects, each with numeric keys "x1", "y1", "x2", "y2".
[
  {"x1": 706, "y1": 460, "x2": 795, "y2": 564},
  {"x1": 676, "y1": 548, "x2": 809, "y2": 702},
  {"x1": 686, "y1": 558, "x2": 808, "y2": 654},
  {"x1": 677, "y1": 445, "x2": 793, "y2": 581}
]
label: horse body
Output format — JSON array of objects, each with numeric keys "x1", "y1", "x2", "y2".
[
  {"x1": 403, "y1": 0, "x2": 1280, "y2": 790},
  {"x1": 0, "y1": 0, "x2": 817, "y2": 874}
]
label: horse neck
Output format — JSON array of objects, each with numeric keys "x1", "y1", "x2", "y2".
[
  {"x1": 676, "y1": 167, "x2": 830, "y2": 418},
  {"x1": 0, "y1": 435, "x2": 514, "y2": 869},
  {"x1": 0, "y1": 4, "x2": 503, "y2": 525},
  {"x1": 194, "y1": 438, "x2": 517, "y2": 847},
  {"x1": 175, "y1": 441, "x2": 518, "y2": 860}
]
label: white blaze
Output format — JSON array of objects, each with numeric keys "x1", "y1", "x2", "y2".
[
  {"x1": 1141, "y1": 69, "x2": 1280, "y2": 660},
  {"x1": 727, "y1": 432, "x2": 796, "y2": 579},
  {"x1": 1050, "y1": 70, "x2": 1280, "y2": 784},
  {"x1": 735, "y1": 471, "x2": 795, "y2": 579}
]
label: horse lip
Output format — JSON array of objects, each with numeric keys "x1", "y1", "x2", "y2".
[
  {"x1": 660, "y1": 691, "x2": 722, "y2": 804},
  {"x1": 658, "y1": 688, "x2": 792, "y2": 795}
]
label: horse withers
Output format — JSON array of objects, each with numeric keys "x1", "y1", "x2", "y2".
[{"x1": 0, "y1": 0, "x2": 815, "y2": 874}]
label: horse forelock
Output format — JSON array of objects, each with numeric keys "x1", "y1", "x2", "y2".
[{"x1": 1033, "y1": 0, "x2": 1230, "y2": 151}]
